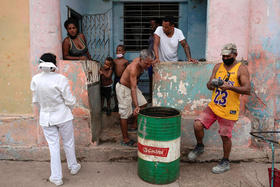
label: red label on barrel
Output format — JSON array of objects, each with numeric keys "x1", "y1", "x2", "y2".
[{"x1": 138, "y1": 143, "x2": 169, "y2": 157}]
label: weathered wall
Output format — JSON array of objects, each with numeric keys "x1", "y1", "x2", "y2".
[
  {"x1": 153, "y1": 62, "x2": 251, "y2": 147},
  {"x1": 30, "y1": 0, "x2": 92, "y2": 115},
  {"x1": 58, "y1": 60, "x2": 89, "y2": 116},
  {"x1": 0, "y1": 60, "x2": 92, "y2": 155},
  {"x1": 0, "y1": 0, "x2": 92, "y2": 156},
  {"x1": 247, "y1": 0, "x2": 280, "y2": 138},
  {"x1": 1, "y1": 0, "x2": 280, "y2": 160},
  {"x1": 153, "y1": 62, "x2": 212, "y2": 116},
  {"x1": 0, "y1": 0, "x2": 32, "y2": 114},
  {"x1": 206, "y1": 0, "x2": 250, "y2": 62},
  {"x1": 154, "y1": 0, "x2": 280, "y2": 147},
  {"x1": 24, "y1": 0, "x2": 91, "y2": 153},
  {"x1": 30, "y1": 0, "x2": 62, "y2": 67}
]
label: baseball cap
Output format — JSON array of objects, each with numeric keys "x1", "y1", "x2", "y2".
[{"x1": 221, "y1": 43, "x2": 237, "y2": 55}]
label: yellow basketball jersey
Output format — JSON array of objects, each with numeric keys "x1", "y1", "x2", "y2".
[{"x1": 208, "y1": 62, "x2": 241, "y2": 120}]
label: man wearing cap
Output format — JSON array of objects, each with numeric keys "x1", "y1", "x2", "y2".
[{"x1": 187, "y1": 43, "x2": 251, "y2": 174}]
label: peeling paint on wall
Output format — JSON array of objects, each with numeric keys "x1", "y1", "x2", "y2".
[
  {"x1": 153, "y1": 62, "x2": 215, "y2": 115},
  {"x1": 178, "y1": 81, "x2": 187, "y2": 95},
  {"x1": 1, "y1": 0, "x2": 280, "y2": 155},
  {"x1": 153, "y1": 61, "x2": 252, "y2": 146},
  {"x1": 58, "y1": 60, "x2": 90, "y2": 116},
  {"x1": 248, "y1": 0, "x2": 280, "y2": 136}
]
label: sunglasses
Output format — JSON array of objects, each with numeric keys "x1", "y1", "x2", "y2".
[{"x1": 224, "y1": 72, "x2": 230, "y2": 82}]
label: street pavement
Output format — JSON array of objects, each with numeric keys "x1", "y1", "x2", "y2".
[{"x1": 0, "y1": 160, "x2": 273, "y2": 187}]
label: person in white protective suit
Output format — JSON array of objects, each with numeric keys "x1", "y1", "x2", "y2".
[{"x1": 30, "y1": 53, "x2": 81, "y2": 186}]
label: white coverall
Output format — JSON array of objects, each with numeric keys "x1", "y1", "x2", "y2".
[{"x1": 30, "y1": 64, "x2": 79, "y2": 181}]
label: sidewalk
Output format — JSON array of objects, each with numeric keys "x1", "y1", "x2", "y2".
[{"x1": 0, "y1": 160, "x2": 272, "y2": 187}]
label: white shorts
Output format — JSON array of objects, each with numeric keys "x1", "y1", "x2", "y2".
[{"x1": 116, "y1": 82, "x2": 147, "y2": 119}]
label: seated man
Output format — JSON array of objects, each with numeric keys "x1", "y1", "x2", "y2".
[
  {"x1": 187, "y1": 43, "x2": 251, "y2": 174},
  {"x1": 116, "y1": 49, "x2": 154, "y2": 147}
]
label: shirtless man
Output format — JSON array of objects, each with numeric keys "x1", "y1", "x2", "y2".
[
  {"x1": 113, "y1": 45, "x2": 129, "y2": 112},
  {"x1": 116, "y1": 49, "x2": 154, "y2": 146}
]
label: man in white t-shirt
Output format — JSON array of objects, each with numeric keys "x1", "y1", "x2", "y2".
[{"x1": 154, "y1": 16, "x2": 197, "y2": 63}]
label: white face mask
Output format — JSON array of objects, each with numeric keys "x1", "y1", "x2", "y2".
[{"x1": 116, "y1": 54, "x2": 123, "y2": 58}]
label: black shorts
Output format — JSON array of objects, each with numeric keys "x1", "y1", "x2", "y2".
[
  {"x1": 113, "y1": 76, "x2": 121, "y2": 92},
  {"x1": 101, "y1": 86, "x2": 112, "y2": 100}
]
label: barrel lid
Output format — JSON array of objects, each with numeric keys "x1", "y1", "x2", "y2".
[{"x1": 139, "y1": 106, "x2": 181, "y2": 118}]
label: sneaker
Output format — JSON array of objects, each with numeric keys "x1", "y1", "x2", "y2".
[
  {"x1": 49, "y1": 177, "x2": 63, "y2": 186},
  {"x1": 70, "y1": 163, "x2": 81, "y2": 175},
  {"x1": 188, "y1": 144, "x2": 204, "y2": 161},
  {"x1": 212, "y1": 159, "x2": 230, "y2": 174}
]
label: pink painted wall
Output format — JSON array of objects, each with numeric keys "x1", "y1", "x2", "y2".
[
  {"x1": 26, "y1": 0, "x2": 92, "y2": 148},
  {"x1": 247, "y1": 0, "x2": 280, "y2": 131},
  {"x1": 30, "y1": 0, "x2": 62, "y2": 76},
  {"x1": 30, "y1": 0, "x2": 91, "y2": 116},
  {"x1": 58, "y1": 60, "x2": 90, "y2": 116},
  {"x1": 206, "y1": 0, "x2": 250, "y2": 62}
]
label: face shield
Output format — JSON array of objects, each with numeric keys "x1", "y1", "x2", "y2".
[{"x1": 38, "y1": 59, "x2": 58, "y2": 72}]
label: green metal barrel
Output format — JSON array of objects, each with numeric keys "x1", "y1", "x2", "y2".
[{"x1": 137, "y1": 107, "x2": 181, "y2": 184}]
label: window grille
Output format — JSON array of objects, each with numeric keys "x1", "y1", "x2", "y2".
[
  {"x1": 82, "y1": 11, "x2": 111, "y2": 63},
  {"x1": 123, "y1": 2, "x2": 179, "y2": 51}
]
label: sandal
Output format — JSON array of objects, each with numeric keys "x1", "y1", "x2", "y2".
[{"x1": 121, "y1": 139, "x2": 137, "y2": 147}]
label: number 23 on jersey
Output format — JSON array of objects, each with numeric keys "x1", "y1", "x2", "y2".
[{"x1": 213, "y1": 89, "x2": 228, "y2": 106}]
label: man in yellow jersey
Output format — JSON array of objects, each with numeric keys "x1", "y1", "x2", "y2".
[{"x1": 188, "y1": 43, "x2": 251, "y2": 174}]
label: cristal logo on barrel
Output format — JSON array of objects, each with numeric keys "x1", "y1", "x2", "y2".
[{"x1": 138, "y1": 143, "x2": 169, "y2": 157}]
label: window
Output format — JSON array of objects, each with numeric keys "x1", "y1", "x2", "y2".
[{"x1": 123, "y1": 2, "x2": 179, "y2": 51}]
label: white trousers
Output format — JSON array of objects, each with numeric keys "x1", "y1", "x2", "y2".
[{"x1": 42, "y1": 120, "x2": 78, "y2": 180}]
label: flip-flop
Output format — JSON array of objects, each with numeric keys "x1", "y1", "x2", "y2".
[{"x1": 121, "y1": 139, "x2": 137, "y2": 147}]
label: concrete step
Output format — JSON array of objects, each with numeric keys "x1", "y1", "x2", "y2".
[
  {"x1": 0, "y1": 112, "x2": 265, "y2": 162},
  {"x1": 0, "y1": 143, "x2": 268, "y2": 163}
]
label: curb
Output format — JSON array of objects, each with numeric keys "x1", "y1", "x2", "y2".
[{"x1": 0, "y1": 144, "x2": 268, "y2": 163}]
